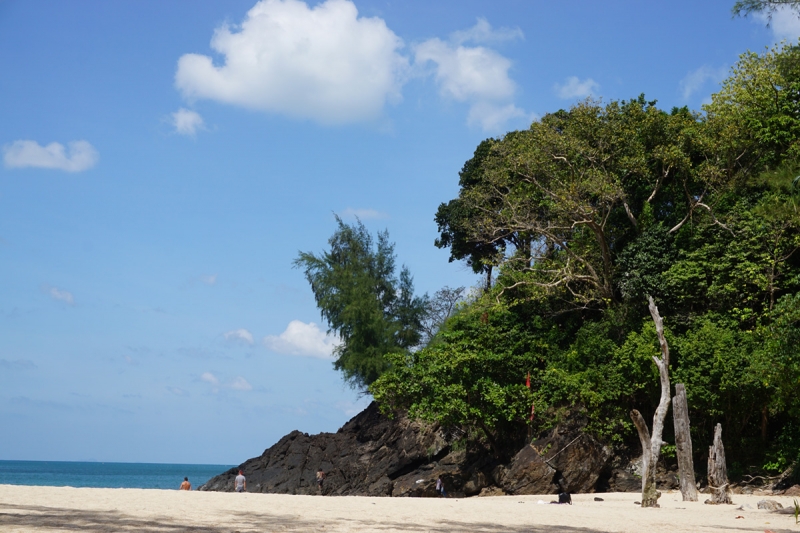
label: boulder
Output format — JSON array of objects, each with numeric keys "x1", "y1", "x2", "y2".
[
  {"x1": 606, "y1": 467, "x2": 642, "y2": 492},
  {"x1": 501, "y1": 445, "x2": 558, "y2": 495},
  {"x1": 783, "y1": 484, "x2": 800, "y2": 496},
  {"x1": 501, "y1": 413, "x2": 613, "y2": 495},
  {"x1": 757, "y1": 499, "x2": 783, "y2": 511}
]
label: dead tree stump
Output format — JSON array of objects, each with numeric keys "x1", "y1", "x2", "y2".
[
  {"x1": 673, "y1": 383, "x2": 697, "y2": 501},
  {"x1": 630, "y1": 297, "x2": 671, "y2": 508},
  {"x1": 706, "y1": 423, "x2": 732, "y2": 504}
]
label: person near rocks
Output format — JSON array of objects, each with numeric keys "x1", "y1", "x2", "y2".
[
  {"x1": 316, "y1": 468, "x2": 326, "y2": 494},
  {"x1": 436, "y1": 476, "x2": 447, "y2": 497},
  {"x1": 234, "y1": 470, "x2": 246, "y2": 493},
  {"x1": 179, "y1": 477, "x2": 191, "y2": 490}
]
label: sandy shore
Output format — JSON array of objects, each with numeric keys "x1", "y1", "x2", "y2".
[{"x1": 0, "y1": 485, "x2": 798, "y2": 533}]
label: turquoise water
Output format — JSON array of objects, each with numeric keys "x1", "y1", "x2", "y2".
[{"x1": 0, "y1": 460, "x2": 234, "y2": 490}]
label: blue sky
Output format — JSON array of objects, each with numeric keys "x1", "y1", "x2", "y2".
[{"x1": 0, "y1": 0, "x2": 796, "y2": 465}]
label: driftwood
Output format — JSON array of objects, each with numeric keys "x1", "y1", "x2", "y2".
[
  {"x1": 629, "y1": 296, "x2": 672, "y2": 508},
  {"x1": 706, "y1": 423, "x2": 732, "y2": 504},
  {"x1": 673, "y1": 383, "x2": 697, "y2": 501}
]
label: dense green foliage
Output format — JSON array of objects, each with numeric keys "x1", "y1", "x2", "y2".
[
  {"x1": 294, "y1": 217, "x2": 427, "y2": 389},
  {"x1": 370, "y1": 43, "x2": 800, "y2": 475}
]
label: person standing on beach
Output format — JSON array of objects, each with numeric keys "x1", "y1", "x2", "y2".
[
  {"x1": 180, "y1": 477, "x2": 191, "y2": 490},
  {"x1": 316, "y1": 468, "x2": 325, "y2": 494},
  {"x1": 234, "y1": 470, "x2": 246, "y2": 493},
  {"x1": 435, "y1": 476, "x2": 447, "y2": 497}
]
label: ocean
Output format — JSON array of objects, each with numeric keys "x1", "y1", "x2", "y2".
[{"x1": 0, "y1": 460, "x2": 234, "y2": 490}]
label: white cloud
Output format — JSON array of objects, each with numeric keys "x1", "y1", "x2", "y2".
[
  {"x1": 554, "y1": 76, "x2": 600, "y2": 100},
  {"x1": 201, "y1": 274, "x2": 217, "y2": 285},
  {"x1": 757, "y1": 6, "x2": 800, "y2": 41},
  {"x1": 339, "y1": 207, "x2": 388, "y2": 220},
  {"x1": 263, "y1": 320, "x2": 340, "y2": 359},
  {"x1": 200, "y1": 371, "x2": 219, "y2": 385},
  {"x1": 415, "y1": 38, "x2": 516, "y2": 102},
  {"x1": 230, "y1": 376, "x2": 252, "y2": 391},
  {"x1": 224, "y1": 328, "x2": 255, "y2": 345},
  {"x1": 679, "y1": 65, "x2": 727, "y2": 100},
  {"x1": 175, "y1": 0, "x2": 408, "y2": 124},
  {"x1": 450, "y1": 17, "x2": 523, "y2": 45},
  {"x1": 171, "y1": 108, "x2": 205, "y2": 136},
  {"x1": 3, "y1": 140, "x2": 98, "y2": 172},
  {"x1": 467, "y1": 102, "x2": 528, "y2": 131},
  {"x1": 414, "y1": 22, "x2": 526, "y2": 132},
  {"x1": 42, "y1": 285, "x2": 74, "y2": 305}
]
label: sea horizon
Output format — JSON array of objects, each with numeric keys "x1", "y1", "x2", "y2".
[{"x1": 0, "y1": 459, "x2": 235, "y2": 490}]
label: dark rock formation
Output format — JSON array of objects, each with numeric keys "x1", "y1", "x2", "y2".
[
  {"x1": 199, "y1": 402, "x2": 650, "y2": 497},
  {"x1": 200, "y1": 402, "x2": 459, "y2": 496}
]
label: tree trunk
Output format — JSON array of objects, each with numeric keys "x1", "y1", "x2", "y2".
[
  {"x1": 630, "y1": 296, "x2": 672, "y2": 508},
  {"x1": 707, "y1": 423, "x2": 732, "y2": 504},
  {"x1": 672, "y1": 384, "x2": 697, "y2": 501},
  {"x1": 630, "y1": 409, "x2": 658, "y2": 505}
]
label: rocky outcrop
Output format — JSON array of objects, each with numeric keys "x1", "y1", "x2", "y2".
[
  {"x1": 200, "y1": 402, "x2": 462, "y2": 496},
  {"x1": 199, "y1": 402, "x2": 653, "y2": 496}
]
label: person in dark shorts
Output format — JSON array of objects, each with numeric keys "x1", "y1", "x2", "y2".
[{"x1": 316, "y1": 468, "x2": 326, "y2": 494}]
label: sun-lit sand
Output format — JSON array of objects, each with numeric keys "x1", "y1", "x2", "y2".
[{"x1": 0, "y1": 484, "x2": 797, "y2": 532}]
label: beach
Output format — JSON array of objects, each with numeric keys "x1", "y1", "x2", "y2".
[{"x1": 0, "y1": 485, "x2": 797, "y2": 533}]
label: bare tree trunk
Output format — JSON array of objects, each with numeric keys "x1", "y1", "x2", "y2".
[
  {"x1": 673, "y1": 384, "x2": 697, "y2": 501},
  {"x1": 630, "y1": 296, "x2": 672, "y2": 508},
  {"x1": 707, "y1": 423, "x2": 732, "y2": 504},
  {"x1": 630, "y1": 409, "x2": 657, "y2": 505}
]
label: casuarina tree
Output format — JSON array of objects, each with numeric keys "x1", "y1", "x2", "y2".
[{"x1": 294, "y1": 216, "x2": 428, "y2": 389}]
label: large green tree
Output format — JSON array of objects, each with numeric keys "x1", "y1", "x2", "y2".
[
  {"x1": 448, "y1": 97, "x2": 718, "y2": 310},
  {"x1": 374, "y1": 42, "x2": 800, "y2": 477},
  {"x1": 294, "y1": 217, "x2": 428, "y2": 389}
]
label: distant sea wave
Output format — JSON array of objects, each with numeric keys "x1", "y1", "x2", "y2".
[{"x1": 0, "y1": 460, "x2": 234, "y2": 490}]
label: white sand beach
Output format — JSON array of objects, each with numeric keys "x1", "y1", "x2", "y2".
[{"x1": 0, "y1": 485, "x2": 797, "y2": 533}]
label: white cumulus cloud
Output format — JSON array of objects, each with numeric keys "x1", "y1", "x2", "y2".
[
  {"x1": 224, "y1": 328, "x2": 255, "y2": 345},
  {"x1": 200, "y1": 371, "x2": 219, "y2": 385},
  {"x1": 171, "y1": 108, "x2": 205, "y2": 136},
  {"x1": 757, "y1": 6, "x2": 800, "y2": 41},
  {"x1": 42, "y1": 285, "x2": 74, "y2": 305},
  {"x1": 263, "y1": 320, "x2": 340, "y2": 359},
  {"x1": 174, "y1": 0, "x2": 408, "y2": 124},
  {"x1": 230, "y1": 376, "x2": 252, "y2": 391},
  {"x1": 554, "y1": 76, "x2": 600, "y2": 100},
  {"x1": 415, "y1": 39, "x2": 516, "y2": 102},
  {"x1": 679, "y1": 65, "x2": 727, "y2": 101},
  {"x1": 414, "y1": 19, "x2": 526, "y2": 132},
  {"x1": 3, "y1": 140, "x2": 98, "y2": 172}
]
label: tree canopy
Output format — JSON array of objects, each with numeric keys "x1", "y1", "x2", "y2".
[
  {"x1": 370, "y1": 42, "x2": 800, "y2": 477},
  {"x1": 294, "y1": 217, "x2": 428, "y2": 389}
]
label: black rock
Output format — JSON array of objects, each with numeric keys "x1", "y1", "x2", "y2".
[{"x1": 199, "y1": 402, "x2": 630, "y2": 497}]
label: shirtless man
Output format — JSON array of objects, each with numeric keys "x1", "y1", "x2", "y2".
[
  {"x1": 316, "y1": 468, "x2": 325, "y2": 494},
  {"x1": 180, "y1": 477, "x2": 191, "y2": 490},
  {"x1": 234, "y1": 470, "x2": 246, "y2": 492}
]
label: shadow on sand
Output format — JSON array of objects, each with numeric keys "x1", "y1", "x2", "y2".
[{"x1": 0, "y1": 501, "x2": 616, "y2": 533}]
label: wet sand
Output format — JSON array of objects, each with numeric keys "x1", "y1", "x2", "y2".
[{"x1": 0, "y1": 484, "x2": 797, "y2": 532}]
